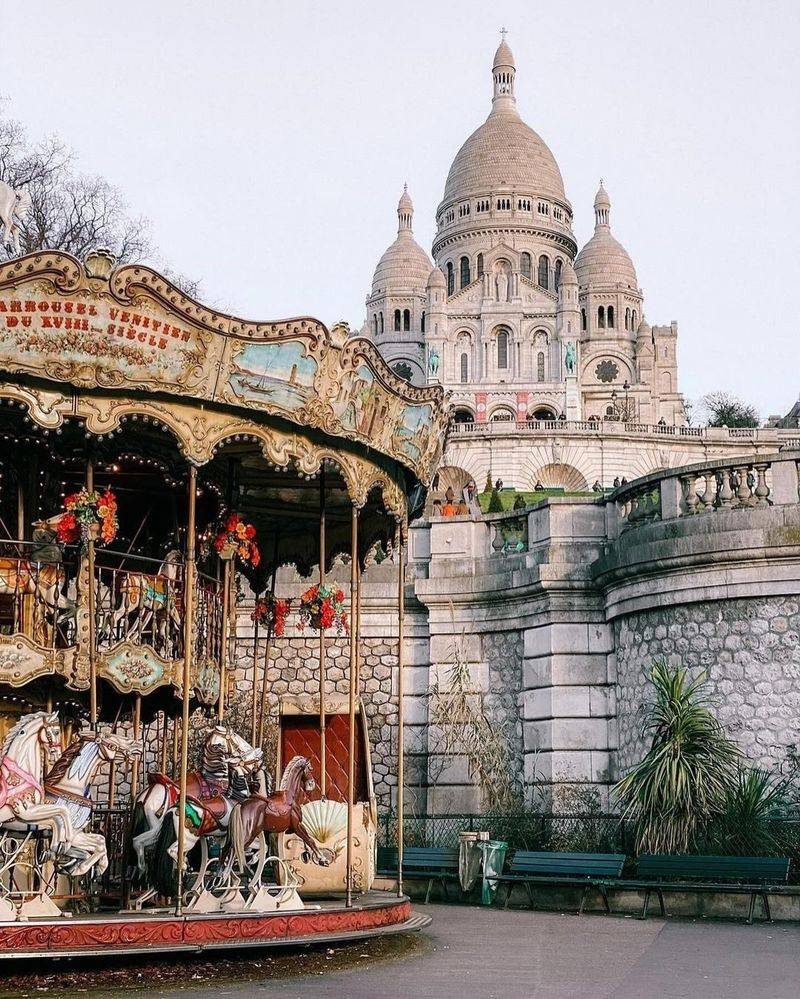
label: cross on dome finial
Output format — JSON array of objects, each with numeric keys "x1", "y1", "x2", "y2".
[{"x1": 500, "y1": 26, "x2": 507, "y2": 40}]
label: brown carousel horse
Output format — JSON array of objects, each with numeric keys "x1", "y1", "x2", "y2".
[{"x1": 223, "y1": 755, "x2": 331, "y2": 882}]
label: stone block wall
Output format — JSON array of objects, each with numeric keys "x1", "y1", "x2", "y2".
[{"x1": 615, "y1": 597, "x2": 800, "y2": 773}]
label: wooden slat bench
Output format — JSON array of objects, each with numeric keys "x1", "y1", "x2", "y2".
[
  {"x1": 624, "y1": 854, "x2": 791, "y2": 923},
  {"x1": 377, "y1": 846, "x2": 461, "y2": 903},
  {"x1": 488, "y1": 851, "x2": 626, "y2": 913}
]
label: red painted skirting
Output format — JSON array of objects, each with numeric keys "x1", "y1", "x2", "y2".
[{"x1": 0, "y1": 897, "x2": 413, "y2": 957}]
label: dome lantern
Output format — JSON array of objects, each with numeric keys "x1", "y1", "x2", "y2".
[{"x1": 492, "y1": 29, "x2": 516, "y2": 107}]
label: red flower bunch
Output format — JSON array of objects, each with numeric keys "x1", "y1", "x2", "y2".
[
  {"x1": 214, "y1": 513, "x2": 260, "y2": 566},
  {"x1": 297, "y1": 583, "x2": 348, "y2": 634},
  {"x1": 252, "y1": 596, "x2": 291, "y2": 637},
  {"x1": 55, "y1": 489, "x2": 118, "y2": 547}
]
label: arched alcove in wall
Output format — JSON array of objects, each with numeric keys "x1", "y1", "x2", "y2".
[{"x1": 531, "y1": 463, "x2": 589, "y2": 491}]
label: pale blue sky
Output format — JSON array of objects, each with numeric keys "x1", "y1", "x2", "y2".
[{"x1": 4, "y1": 0, "x2": 799, "y2": 417}]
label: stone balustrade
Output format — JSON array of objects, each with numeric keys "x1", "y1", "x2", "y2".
[
  {"x1": 613, "y1": 450, "x2": 800, "y2": 530},
  {"x1": 448, "y1": 419, "x2": 796, "y2": 443}
]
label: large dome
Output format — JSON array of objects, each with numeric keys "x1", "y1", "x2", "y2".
[
  {"x1": 440, "y1": 40, "x2": 567, "y2": 207},
  {"x1": 442, "y1": 111, "x2": 566, "y2": 205},
  {"x1": 370, "y1": 186, "x2": 432, "y2": 297},
  {"x1": 574, "y1": 182, "x2": 638, "y2": 290}
]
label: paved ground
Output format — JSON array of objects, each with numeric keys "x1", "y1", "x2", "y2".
[{"x1": 107, "y1": 905, "x2": 800, "y2": 999}]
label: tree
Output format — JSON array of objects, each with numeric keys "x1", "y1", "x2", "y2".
[
  {"x1": 700, "y1": 392, "x2": 760, "y2": 429},
  {"x1": 613, "y1": 661, "x2": 740, "y2": 854},
  {"x1": 0, "y1": 100, "x2": 198, "y2": 295}
]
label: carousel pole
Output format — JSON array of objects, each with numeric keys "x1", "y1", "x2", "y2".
[
  {"x1": 160, "y1": 711, "x2": 168, "y2": 773},
  {"x1": 86, "y1": 459, "x2": 98, "y2": 729},
  {"x1": 257, "y1": 538, "x2": 279, "y2": 749},
  {"x1": 131, "y1": 693, "x2": 142, "y2": 797},
  {"x1": 171, "y1": 715, "x2": 180, "y2": 778},
  {"x1": 218, "y1": 558, "x2": 232, "y2": 722},
  {"x1": 345, "y1": 503, "x2": 359, "y2": 907},
  {"x1": 396, "y1": 520, "x2": 406, "y2": 899},
  {"x1": 318, "y1": 467, "x2": 326, "y2": 798},
  {"x1": 249, "y1": 598, "x2": 260, "y2": 747},
  {"x1": 176, "y1": 464, "x2": 197, "y2": 915}
]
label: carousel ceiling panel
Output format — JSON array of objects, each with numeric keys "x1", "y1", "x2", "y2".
[{"x1": 0, "y1": 251, "x2": 449, "y2": 486}]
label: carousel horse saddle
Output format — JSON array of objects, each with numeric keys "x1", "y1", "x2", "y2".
[
  {"x1": 148, "y1": 770, "x2": 228, "y2": 808},
  {"x1": 185, "y1": 793, "x2": 229, "y2": 836}
]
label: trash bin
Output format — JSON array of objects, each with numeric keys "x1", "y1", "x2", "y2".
[{"x1": 458, "y1": 832, "x2": 507, "y2": 905}]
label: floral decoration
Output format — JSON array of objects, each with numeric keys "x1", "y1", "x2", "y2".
[
  {"x1": 56, "y1": 489, "x2": 118, "y2": 547},
  {"x1": 297, "y1": 583, "x2": 348, "y2": 634},
  {"x1": 214, "y1": 513, "x2": 260, "y2": 566},
  {"x1": 252, "y1": 595, "x2": 292, "y2": 637}
]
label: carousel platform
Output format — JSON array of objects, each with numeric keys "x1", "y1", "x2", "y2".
[{"x1": 0, "y1": 892, "x2": 427, "y2": 960}]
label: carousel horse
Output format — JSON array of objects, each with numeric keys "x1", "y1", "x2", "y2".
[
  {"x1": 0, "y1": 516, "x2": 76, "y2": 637},
  {"x1": 127, "y1": 724, "x2": 264, "y2": 886},
  {"x1": 44, "y1": 730, "x2": 141, "y2": 877},
  {"x1": 110, "y1": 549, "x2": 183, "y2": 645},
  {"x1": 222, "y1": 755, "x2": 330, "y2": 888},
  {"x1": 0, "y1": 711, "x2": 74, "y2": 859}
]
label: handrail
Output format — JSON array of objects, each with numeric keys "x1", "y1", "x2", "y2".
[{"x1": 448, "y1": 420, "x2": 792, "y2": 442}]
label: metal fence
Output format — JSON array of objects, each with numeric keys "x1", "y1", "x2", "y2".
[{"x1": 379, "y1": 812, "x2": 800, "y2": 884}]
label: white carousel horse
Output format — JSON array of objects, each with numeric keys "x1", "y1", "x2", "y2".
[
  {"x1": 0, "y1": 711, "x2": 74, "y2": 858},
  {"x1": 128, "y1": 725, "x2": 264, "y2": 888},
  {"x1": 44, "y1": 730, "x2": 141, "y2": 877},
  {"x1": 0, "y1": 180, "x2": 31, "y2": 257},
  {"x1": 110, "y1": 549, "x2": 183, "y2": 645}
]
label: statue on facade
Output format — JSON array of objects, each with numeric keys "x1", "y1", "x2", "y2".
[
  {"x1": 496, "y1": 268, "x2": 509, "y2": 302},
  {"x1": 0, "y1": 180, "x2": 32, "y2": 257},
  {"x1": 428, "y1": 346, "x2": 440, "y2": 377},
  {"x1": 564, "y1": 342, "x2": 577, "y2": 375}
]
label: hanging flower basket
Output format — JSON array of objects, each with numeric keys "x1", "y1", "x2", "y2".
[
  {"x1": 252, "y1": 595, "x2": 292, "y2": 637},
  {"x1": 55, "y1": 489, "x2": 118, "y2": 548},
  {"x1": 297, "y1": 583, "x2": 348, "y2": 634},
  {"x1": 213, "y1": 513, "x2": 260, "y2": 566}
]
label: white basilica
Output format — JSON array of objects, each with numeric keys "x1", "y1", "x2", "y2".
[{"x1": 362, "y1": 38, "x2": 685, "y2": 430}]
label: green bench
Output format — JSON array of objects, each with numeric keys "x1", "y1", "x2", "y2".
[
  {"x1": 624, "y1": 854, "x2": 791, "y2": 923},
  {"x1": 377, "y1": 846, "x2": 461, "y2": 903},
  {"x1": 488, "y1": 851, "x2": 626, "y2": 913}
]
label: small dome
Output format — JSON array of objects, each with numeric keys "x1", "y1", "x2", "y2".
[
  {"x1": 427, "y1": 266, "x2": 446, "y2": 289},
  {"x1": 594, "y1": 180, "x2": 611, "y2": 211},
  {"x1": 493, "y1": 39, "x2": 515, "y2": 70},
  {"x1": 636, "y1": 316, "x2": 651, "y2": 336},
  {"x1": 370, "y1": 186, "x2": 433, "y2": 297},
  {"x1": 558, "y1": 260, "x2": 578, "y2": 286},
  {"x1": 575, "y1": 182, "x2": 639, "y2": 291}
]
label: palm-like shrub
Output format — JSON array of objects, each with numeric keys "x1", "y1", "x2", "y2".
[
  {"x1": 707, "y1": 767, "x2": 797, "y2": 856},
  {"x1": 613, "y1": 661, "x2": 741, "y2": 854}
]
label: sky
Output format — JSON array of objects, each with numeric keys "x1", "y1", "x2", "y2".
[{"x1": 3, "y1": 0, "x2": 799, "y2": 418}]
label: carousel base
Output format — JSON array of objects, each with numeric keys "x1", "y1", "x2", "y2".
[{"x1": 0, "y1": 892, "x2": 427, "y2": 960}]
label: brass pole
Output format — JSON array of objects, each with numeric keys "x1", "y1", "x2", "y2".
[
  {"x1": 249, "y1": 601, "x2": 260, "y2": 747},
  {"x1": 345, "y1": 504, "x2": 359, "y2": 907},
  {"x1": 16, "y1": 476, "x2": 24, "y2": 541},
  {"x1": 217, "y1": 558, "x2": 232, "y2": 723},
  {"x1": 171, "y1": 715, "x2": 180, "y2": 778},
  {"x1": 318, "y1": 468, "x2": 326, "y2": 797},
  {"x1": 176, "y1": 464, "x2": 197, "y2": 915},
  {"x1": 396, "y1": 521, "x2": 406, "y2": 898},
  {"x1": 257, "y1": 555, "x2": 278, "y2": 749},
  {"x1": 86, "y1": 460, "x2": 98, "y2": 728},
  {"x1": 131, "y1": 693, "x2": 142, "y2": 797},
  {"x1": 160, "y1": 711, "x2": 168, "y2": 773},
  {"x1": 108, "y1": 760, "x2": 117, "y2": 807}
]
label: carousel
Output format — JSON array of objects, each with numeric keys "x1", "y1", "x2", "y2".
[{"x1": 0, "y1": 248, "x2": 447, "y2": 957}]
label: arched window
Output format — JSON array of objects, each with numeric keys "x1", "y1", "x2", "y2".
[
  {"x1": 394, "y1": 309, "x2": 401, "y2": 332},
  {"x1": 403, "y1": 309, "x2": 410, "y2": 331},
  {"x1": 632, "y1": 309, "x2": 637, "y2": 329},
  {"x1": 446, "y1": 261, "x2": 454, "y2": 296},
  {"x1": 477, "y1": 253, "x2": 484, "y2": 278},
  {"x1": 607, "y1": 305, "x2": 614, "y2": 328},
  {"x1": 554, "y1": 259, "x2": 563, "y2": 291},
  {"x1": 598, "y1": 306, "x2": 606, "y2": 329},
  {"x1": 538, "y1": 255, "x2": 549, "y2": 289},
  {"x1": 497, "y1": 330, "x2": 509, "y2": 369},
  {"x1": 581, "y1": 308, "x2": 587, "y2": 331},
  {"x1": 537, "y1": 351, "x2": 545, "y2": 382},
  {"x1": 460, "y1": 256, "x2": 471, "y2": 288},
  {"x1": 379, "y1": 312, "x2": 384, "y2": 334},
  {"x1": 393, "y1": 361, "x2": 414, "y2": 383},
  {"x1": 453, "y1": 408, "x2": 474, "y2": 424},
  {"x1": 372, "y1": 313, "x2": 378, "y2": 336},
  {"x1": 421, "y1": 311, "x2": 426, "y2": 333},
  {"x1": 460, "y1": 352, "x2": 468, "y2": 383},
  {"x1": 625, "y1": 307, "x2": 630, "y2": 331},
  {"x1": 520, "y1": 252, "x2": 532, "y2": 279}
]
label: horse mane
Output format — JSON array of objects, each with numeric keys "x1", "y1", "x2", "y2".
[
  {"x1": 1, "y1": 711, "x2": 46, "y2": 756},
  {"x1": 201, "y1": 741, "x2": 228, "y2": 784},
  {"x1": 45, "y1": 735, "x2": 89, "y2": 784},
  {"x1": 279, "y1": 755, "x2": 308, "y2": 791}
]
